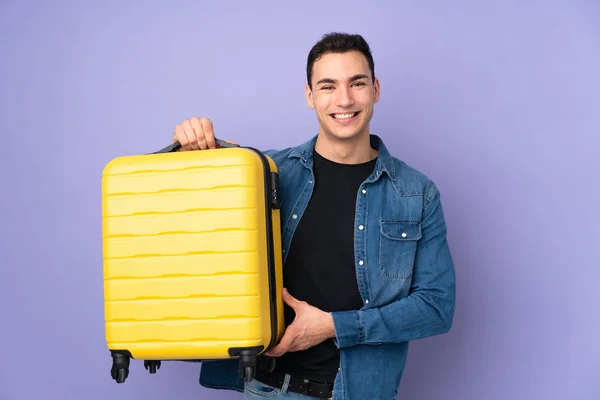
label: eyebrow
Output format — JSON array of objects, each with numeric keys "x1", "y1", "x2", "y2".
[{"x1": 316, "y1": 74, "x2": 370, "y2": 86}]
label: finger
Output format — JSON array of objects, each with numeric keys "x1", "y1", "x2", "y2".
[
  {"x1": 178, "y1": 121, "x2": 194, "y2": 150},
  {"x1": 265, "y1": 345, "x2": 283, "y2": 357},
  {"x1": 200, "y1": 117, "x2": 217, "y2": 149},
  {"x1": 266, "y1": 342, "x2": 290, "y2": 357},
  {"x1": 183, "y1": 120, "x2": 201, "y2": 150},
  {"x1": 190, "y1": 117, "x2": 208, "y2": 150},
  {"x1": 174, "y1": 125, "x2": 190, "y2": 151},
  {"x1": 265, "y1": 330, "x2": 295, "y2": 357}
]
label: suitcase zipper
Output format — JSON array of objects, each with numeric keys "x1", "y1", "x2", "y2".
[{"x1": 245, "y1": 147, "x2": 280, "y2": 352}]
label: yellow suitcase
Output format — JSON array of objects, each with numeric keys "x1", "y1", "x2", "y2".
[{"x1": 101, "y1": 140, "x2": 285, "y2": 384}]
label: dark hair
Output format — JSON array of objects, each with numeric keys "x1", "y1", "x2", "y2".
[{"x1": 306, "y1": 32, "x2": 375, "y2": 89}]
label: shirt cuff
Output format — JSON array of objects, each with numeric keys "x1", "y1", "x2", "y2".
[{"x1": 330, "y1": 310, "x2": 363, "y2": 348}]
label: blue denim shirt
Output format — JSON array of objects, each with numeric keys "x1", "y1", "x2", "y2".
[{"x1": 199, "y1": 134, "x2": 456, "y2": 399}]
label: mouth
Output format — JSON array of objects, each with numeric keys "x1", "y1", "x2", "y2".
[{"x1": 329, "y1": 111, "x2": 360, "y2": 124}]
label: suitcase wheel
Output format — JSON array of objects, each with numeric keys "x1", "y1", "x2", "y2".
[
  {"x1": 243, "y1": 366, "x2": 254, "y2": 383},
  {"x1": 110, "y1": 352, "x2": 130, "y2": 384},
  {"x1": 116, "y1": 368, "x2": 127, "y2": 383},
  {"x1": 110, "y1": 354, "x2": 129, "y2": 383},
  {"x1": 144, "y1": 360, "x2": 161, "y2": 374},
  {"x1": 237, "y1": 352, "x2": 257, "y2": 382}
]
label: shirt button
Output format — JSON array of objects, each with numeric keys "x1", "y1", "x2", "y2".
[
  {"x1": 365, "y1": 300, "x2": 369, "y2": 304},
  {"x1": 308, "y1": 180, "x2": 313, "y2": 184},
  {"x1": 292, "y1": 214, "x2": 297, "y2": 219},
  {"x1": 362, "y1": 189, "x2": 367, "y2": 194},
  {"x1": 401, "y1": 232, "x2": 407, "y2": 238},
  {"x1": 358, "y1": 225, "x2": 364, "y2": 230},
  {"x1": 359, "y1": 260, "x2": 364, "y2": 266}
]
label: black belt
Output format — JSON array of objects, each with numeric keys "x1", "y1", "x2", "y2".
[{"x1": 254, "y1": 368, "x2": 333, "y2": 399}]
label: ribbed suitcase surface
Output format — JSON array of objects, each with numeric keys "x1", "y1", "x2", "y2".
[{"x1": 102, "y1": 146, "x2": 284, "y2": 383}]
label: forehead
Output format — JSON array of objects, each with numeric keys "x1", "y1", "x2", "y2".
[{"x1": 311, "y1": 51, "x2": 370, "y2": 82}]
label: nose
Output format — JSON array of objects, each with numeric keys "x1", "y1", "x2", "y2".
[{"x1": 335, "y1": 86, "x2": 354, "y2": 107}]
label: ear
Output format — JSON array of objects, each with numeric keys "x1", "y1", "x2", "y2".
[
  {"x1": 373, "y1": 77, "x2": 381, "y2": 103},
  {"x1": 305, "y1": 84, "x2": 315, "y2": 109}
]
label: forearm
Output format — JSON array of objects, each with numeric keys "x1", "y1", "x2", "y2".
[{"x1": 331, "y1": 285, "x2": 455, "y2": 347}]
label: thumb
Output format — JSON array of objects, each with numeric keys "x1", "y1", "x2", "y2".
[{"x1": 282, "y1": 288, "x2": 300, "y2": 308}]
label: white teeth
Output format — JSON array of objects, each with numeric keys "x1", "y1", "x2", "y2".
[{"x1": 332, "y1": 112, "x2": 356, "y2": 119}]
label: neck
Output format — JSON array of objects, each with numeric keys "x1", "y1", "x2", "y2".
[{"x1": 314, "y1": 132, "x2": 377, "y2": 164}]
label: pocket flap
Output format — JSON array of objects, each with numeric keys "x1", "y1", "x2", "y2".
[{"x1": 380, "y1": 221, "x2": 422, "y2": 241}]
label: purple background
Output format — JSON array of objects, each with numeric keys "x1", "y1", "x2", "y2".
[{"x1": 1, "y1": 1, "x2": 599, "y2": 399}]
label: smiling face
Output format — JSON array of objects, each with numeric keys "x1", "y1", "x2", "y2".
[{"x1": 305, "y1": 50, "x2": 380, "y2": 143}]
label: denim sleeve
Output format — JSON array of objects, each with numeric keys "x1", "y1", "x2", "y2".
[{"x1": 331, "y1": 183, "x2": 456, "y2": 348}]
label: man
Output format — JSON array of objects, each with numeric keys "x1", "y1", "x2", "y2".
[{"x1": 171, "y1": 32, "x2": 456, "y2": 400}]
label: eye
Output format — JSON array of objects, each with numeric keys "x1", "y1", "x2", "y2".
[
  {"x1": 320, "y1": 85, "x2": 333, "y2": 90},
  {"x1": 352, "y1": 81, "x2": 366, "y2": 87}
]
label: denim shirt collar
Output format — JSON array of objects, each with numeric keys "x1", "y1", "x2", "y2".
[{"x1": 288, "y1": 134, "x2": 397, "y2": 182}]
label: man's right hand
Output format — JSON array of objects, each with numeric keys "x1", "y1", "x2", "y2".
[{"x1": 172, "y1": 117, "x2": 224, "y2": 151}]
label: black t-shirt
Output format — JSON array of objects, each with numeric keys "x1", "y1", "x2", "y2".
[{"x1": 272, "y1": 149, "x2": 377, "y2": 383}]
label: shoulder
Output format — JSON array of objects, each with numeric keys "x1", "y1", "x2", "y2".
[
  {"x1": 372, "y1": 134, "x2": 439, "y2": 201},
  {"x1": 261, "y1": 136, "x2": 316, "y2": 174},
  {"x1": 263, "y1": 147, "x2": 294, "y2": 163},
  {"x1": 389, "y1": 156, "x2": 441, "y2": 207},
  {"x1": 260, "y1": 147, "x2": 296, "y2": 173}
]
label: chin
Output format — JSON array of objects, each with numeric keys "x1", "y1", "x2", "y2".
[{"x1": 324, "y1": 127, "x2": 367, "y2": 141}]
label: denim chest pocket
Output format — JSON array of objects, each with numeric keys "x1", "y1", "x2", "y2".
[{"x1": 378, "y1": 221, "x2": 422, "y2": 280}]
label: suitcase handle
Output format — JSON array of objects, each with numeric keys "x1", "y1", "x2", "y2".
[{"x1": 154, "y1": 139, "x2": 240, "y2": 153}]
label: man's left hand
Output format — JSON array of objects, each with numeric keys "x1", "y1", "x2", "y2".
[{"x1": 265, "y1": 288, "x2": 336, "y2": 357}]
